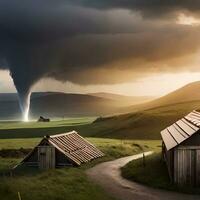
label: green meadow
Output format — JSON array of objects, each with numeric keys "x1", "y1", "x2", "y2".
[
  {"x1": 1, "y1": 100, "x2": 198, "y2": 199},
  {"x1": 121, "y1": 153, "x2": 200, "y2": 195},
  {"x1": 0, "y1": 117, "x2": 161, "y2": 200},
  {"x1": 0, "y1": 100, "x2": 196, "y2": 140}
]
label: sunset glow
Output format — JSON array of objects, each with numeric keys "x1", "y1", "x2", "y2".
[
  {"x1": 1, "y1": 70, "x2": 200, "y2": 97},
  {"x1": 177, "y1": 13, "x2": 200, "y2": 26}
]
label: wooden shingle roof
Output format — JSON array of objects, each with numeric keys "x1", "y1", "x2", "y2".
[
  {"x1": 21, "y1": 131, "x2": 104, "y2": 166},
  {"x1": 47, "y1": 131, "x2": 104, "y2": 165},
  {"x1": 161, "y1": 110, "x2": 200, "y2": 151}
]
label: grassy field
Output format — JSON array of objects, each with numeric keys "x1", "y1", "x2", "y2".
[
  {"x1": 1, "y1": 100, "x2": 197, "y2": 200},
  {"x1": 1, "y1": 100, "x2": 200, "y2": 140},
  {"x1": 121, "y1": 153, "x2": 200, "y2": 195},
  {"x1": 0, "y1": 117, "x2": 95, "y2": 139},
  {"x1": 0, "y1": 139, "x2": 160, "y2": 200},
  {"x1": 90, "y1": 100, "x2": 200, "y2": 139},
  {"x1": 1, "y1": 167, "x2": 115, "y2": 200},
  {"x1": 0, "y1": 119, "x2": 161, "y2": 200},
  {"x1": 1, "y1": 87, "x2": 200, "y2": 199},
  {"x1": 0, "y1": 138, "x2": 161, "y2": 171},
  {"x1": 0, "y1": 117, "x2": 94, "y2": 129}
]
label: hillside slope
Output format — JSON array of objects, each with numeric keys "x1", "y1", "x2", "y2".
[
  {"x1": 122, "y1": 81, "x2": 200, "y2": 112},
  {"x1": 88, "y1": 100, "x2": 200, "y2": 139},
  {"x1": 0, "y1": 92, "x2": 121, "y2": 119},
  {"x1": 30, "y1": 92, "x2": 120, "y2": 118},
  {"x1": 87, "y1": 82, "x2": 200, "y2": 139},
  {"x1": 88, "y1": 92, "x2": 154, "y2": 106},
  {"x1": 1, "y1": 100, "x2": 200, "y2": 140}
]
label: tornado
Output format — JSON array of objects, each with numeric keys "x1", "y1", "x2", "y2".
[
  {"x1": 17, "y1": 89, "x2": 31, "y2": 122},
  {"x1": 12, "y1": 79, "x2": 32, "y2": 122},
  {"x1": 9, "y1": 68, "x2": 35, "y2": 122}
]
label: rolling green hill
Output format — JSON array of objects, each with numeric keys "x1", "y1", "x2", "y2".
[
  {"x1": 2, "y1": 82, "x2": 200, "y2": 140},
  {"x1": 88, "y1": 92, "x2": 154, "y2": 106},
  {"x1": 0, "y1": 92, "x2": 154, "y2": 120},
  {"x1": 122, "y1": 81, "x2": 200, "y2": 112},
  {"x1": 1, "y1": 100, "x2": 200, "y2": 140},
  {"x1": 0, "y1": 92, "x2": 123, "y2": 119},
  {"x1": 88, "y1": 100, "x2": 200, "y2": 140}
]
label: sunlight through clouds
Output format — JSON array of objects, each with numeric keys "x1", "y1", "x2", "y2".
[
  {"x1": 177, "y1": 13, "x2": 200, "y2": 26},
  {"x1": 31, "y1": 72, "x2": 200, "y2": 97},
  {"x1": 0, "y1": 70, "x2": 15, "y2": 92}
]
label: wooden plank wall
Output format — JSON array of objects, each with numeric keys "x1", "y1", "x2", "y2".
[
  {"x1": 163, "y1": 147, "x2": 174, "y2": 181},
  {"x1": 38, "y1": 146, "x2": 55, "y2": 169},
  {"x1": 196, "y1": 149, "x2": 200, "y2": 186},
  {"x1": 174, "y1": 146, "x2": 200, "y2": 186}
]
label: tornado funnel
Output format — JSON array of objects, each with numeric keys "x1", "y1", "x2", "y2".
[
  {"x1": 9, "y1": 68, "x2": 33, "y2": 122},
  {"x1": 17, "y1": 90, "x2": 31, "y2": 122}
]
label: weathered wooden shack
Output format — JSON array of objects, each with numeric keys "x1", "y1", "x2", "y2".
[
  {"x1": 161, "y1": 110, "x2": 200, "y2": 186},
  {"x1": 38, "y1": 116, "x2": 50, "y2": 122},
  {"x1": 19, "y1": 131, "x2": 104, "y2": 169}
]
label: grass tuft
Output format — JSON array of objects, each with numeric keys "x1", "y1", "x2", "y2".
[{"x1": 121, "y1": 153, "x2": 200, "y2": 194}]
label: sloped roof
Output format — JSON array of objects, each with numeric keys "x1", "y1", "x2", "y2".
[
  {"x1": 161, "y1": 110, "x2": 200, "y2": 151},
  {"x1": 47, "y1": 131, "x2": 104, "y2": 165},
  {"x1": 22, "y1": 131, "x2": 104, "y2": 166}
]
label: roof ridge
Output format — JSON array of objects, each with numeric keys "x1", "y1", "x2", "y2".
[
  {"x1": 192, "y1": 110, "x2": 200, "y2": 115},
  {"x1": 49, "y1": 130, "x2": 77, "y2": 138},
  {"x1": 183, "y1": 117, "x2": 199, "y2": 129},
  {"x1": 161, "y1": 110, "x2": 200, "y2": 151}
]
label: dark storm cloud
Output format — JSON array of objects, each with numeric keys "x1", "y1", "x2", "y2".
[
  {"x1": 71, "y1": 0, "x2": 200, "y2": 18},
  {"x1": 0, "y1": 0, "x2": 200, "y2": 87},
  {"x1": 0, "y1": 0, "x2": 199, "y2": 92},
  {"x1": 1, "y1": 1, "x2": 200, "y2": 118}
]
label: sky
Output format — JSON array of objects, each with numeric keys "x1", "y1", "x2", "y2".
[
  {"x1": 1, "y1": 1, "x2": 200, "y2": 97},
  {"x1": 2, "y1": 70, "x2": 200, "y2": 97}
]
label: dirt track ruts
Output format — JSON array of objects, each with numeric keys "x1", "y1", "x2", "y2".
[{"x1": 86, "y1": 152, "x2": 200, "y2": 200}]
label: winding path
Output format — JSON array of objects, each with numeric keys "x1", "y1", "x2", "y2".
[{"x1": 86, "y1": 152, "x2": 200, "y2": 200}]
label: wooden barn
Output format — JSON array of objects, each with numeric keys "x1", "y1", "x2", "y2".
[
  {"x1": 19, "y1": 131, "x2": 104, "y2": 169},
  {"x1": 161, "y1": 110, "x2": 200, "y2": 186}
]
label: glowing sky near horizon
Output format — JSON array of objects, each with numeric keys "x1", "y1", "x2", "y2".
[{"x1": 1, "y1": 70, "x2": 200, "y2": 97}]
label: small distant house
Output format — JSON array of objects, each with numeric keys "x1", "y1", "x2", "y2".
[
  {"x1": 38, "y1": 116, "x2": 50, "y2": 122},
  {"x1": 19, "y1": 131, "x2": 104, "y2": 169},
  {"x1": 161, "y1": 110, "x2": 200, "y2": 186}
]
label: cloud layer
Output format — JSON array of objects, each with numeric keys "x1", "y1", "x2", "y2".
[{"x1": 0, "y1": 0, "x2": 200, "y2": 90}]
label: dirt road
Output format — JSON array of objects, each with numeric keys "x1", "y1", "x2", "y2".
[{"x1": 87, "y1": 152, "x2": 200, "y2": 200}]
